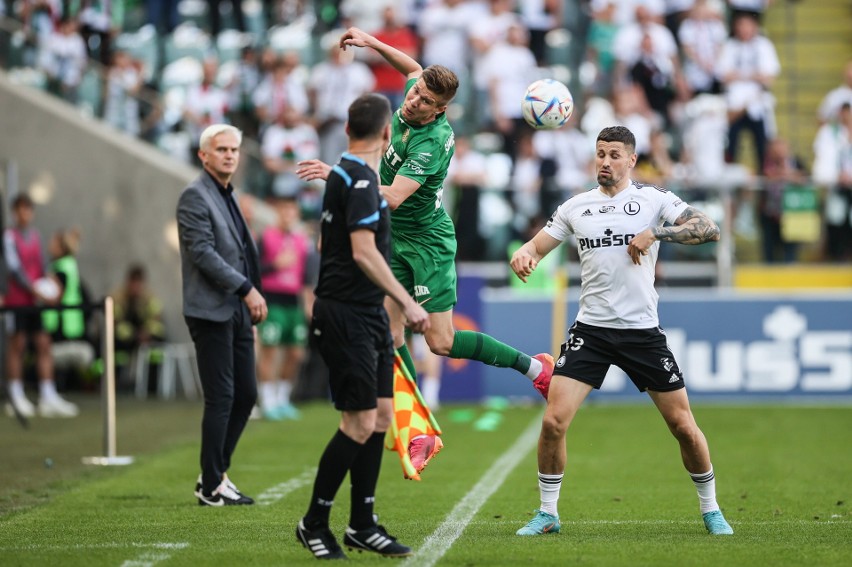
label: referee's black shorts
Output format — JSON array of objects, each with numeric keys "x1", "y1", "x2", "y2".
[
  {"x1": 554, "y1": 321, "x2": 686, "y2": 392},
  {"x1": 310, "y1": 297, "x2": 394, "y2": 411}
]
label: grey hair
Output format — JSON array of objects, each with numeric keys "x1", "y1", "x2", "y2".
[{"x1": 199, "y1": 124, "x2": 243, "y2": 150}]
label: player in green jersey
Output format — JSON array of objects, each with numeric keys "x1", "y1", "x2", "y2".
[{"x1": 298, "y1": 27, "x2": 554, "y2": 471}]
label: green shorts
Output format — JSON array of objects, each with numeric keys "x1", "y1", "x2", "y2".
[
  {"x1": 258, "y1": 304, "x2": 308, "y2": 347},
  {"x1": 390, "y1": 218, "x2": 457, "y2": 313}
]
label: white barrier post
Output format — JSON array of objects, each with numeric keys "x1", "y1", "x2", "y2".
[{"x1": 83, "y1": 296, "x2": 133, "y2": 466}]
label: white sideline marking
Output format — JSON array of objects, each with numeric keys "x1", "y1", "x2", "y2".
[
  {"x1": 405, "y1": 414, "x2": 542, "y2": 567},
  {"x1": 119, "y1": 543, "x2": 189, "y2": 567},
  {"x1": 0, "y1": 542, "x2": 189, "y2": 552},
  {"x1": 255, "y1": 468, "x2": 317, "y2": 506}
]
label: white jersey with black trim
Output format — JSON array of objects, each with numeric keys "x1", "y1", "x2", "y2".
[{"x1": 543, "y1": 180, "x2": 689, "y2": 329}]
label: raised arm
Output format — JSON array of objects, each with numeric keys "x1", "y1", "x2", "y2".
[{"x1": 339, "y1": 27, "x2": 422, "y2": 80}]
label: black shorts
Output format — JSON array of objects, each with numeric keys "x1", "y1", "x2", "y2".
[
  {"x1": 8, "y1": 310, "x2": 44, "y2": 334},
  {"x1": 554, "y1": 321, "x2": 685, "y2": 392},
  {"x1": 311, "y1": 297, "x2": 394, "y2": 411}
]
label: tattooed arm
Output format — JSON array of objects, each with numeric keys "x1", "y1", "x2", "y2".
[
  {"x1": 627, "y1": 207, "x2": 720, "y2": 265},
  {"x1": 653, "y1": 206, "x2": 721, "y2": 244}
]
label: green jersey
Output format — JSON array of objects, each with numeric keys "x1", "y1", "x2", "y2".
[{"x1": 381, "y1": 78, "x2": 455, "y2": 235}]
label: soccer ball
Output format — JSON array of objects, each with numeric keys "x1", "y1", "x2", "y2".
[{"x1": 521, "y1": 79, "x2": 574, "y2": 130}]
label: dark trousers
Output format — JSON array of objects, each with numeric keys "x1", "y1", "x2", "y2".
[
  {"x1": 727, "y1": 113, "x2": 768, "y2": 174},
  {"x1": 186, "y1": 305, "x2": 257, "y2": 494}
]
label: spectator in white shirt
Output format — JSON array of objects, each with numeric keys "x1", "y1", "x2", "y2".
[
  {"x1": 715, "y1": 11, "x2": 780, "y2": 174},
  {"x1": 39, "y1": 18, "x2": 87, "y2": 103},
  {"x1": 419, "y1": 0, "x2": 485, "y2": 76},
  {"x1": 678, "y1": 0, "x2": 727, "y2": 96},
  {"x1": 812, "y1": 102, "x2": 852, "y2": 261},
  {"x1": 261, "y1": 105, "x2": 320, "y2": 199},
  {"x1": 103, "y1": 49, "x2": 143, "y2": 137},
  {"x1": 308, "y1": 42, "x2": 375, "y2": 165},
  {"x1": 481, "y1": 22, "x2": 540, "y2": 159},
  {"x1": 183, "y1": 57, "x2": 230, "y2": 161},
  {"x1": 612, "y1": 3, "x2": 679, "y2": 90},
  {"x1": 253, "y1": 52, "x2": 310, "y2": 134},
  {"x1": 817, "y1": 60, "x2": 852, "y2": 124}
]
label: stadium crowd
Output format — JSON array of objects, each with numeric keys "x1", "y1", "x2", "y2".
[{"x1": 1, "y1": 0, "x2": 851, "y2": 266}]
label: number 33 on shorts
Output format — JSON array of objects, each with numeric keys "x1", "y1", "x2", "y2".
[{"x1": 565, "y1": 333, "x2": 584, "y2": 351}]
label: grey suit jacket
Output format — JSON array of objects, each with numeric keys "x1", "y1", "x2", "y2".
[{"x1": 176, "y1": 172, "x2": 261, "y2": 322}]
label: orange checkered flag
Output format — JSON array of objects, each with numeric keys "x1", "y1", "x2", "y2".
[{"x1": 385, "y1": 351, "x2": 443, "y2": 481}]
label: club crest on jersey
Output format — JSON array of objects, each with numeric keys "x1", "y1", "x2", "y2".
[{"x1": 624, "y1": 201, "x2": 640, "y2": 215}]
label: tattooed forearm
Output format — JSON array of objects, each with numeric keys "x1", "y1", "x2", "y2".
[{"x1": 652, "y1": 207, "x2": 721, "y2": 244}]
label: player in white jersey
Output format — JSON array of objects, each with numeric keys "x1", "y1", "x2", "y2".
[{"x1": 510, "y1": 126, "x2": 734, "y2": 537}]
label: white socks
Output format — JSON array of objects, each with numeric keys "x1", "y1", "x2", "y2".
[
  {"x1": 690, "y1": 467, "x2": 720, "y2": 514},
  {"x1": 421, "y1": 376, "x2": 440, "y2": 409},
  {"x1": 277, "y1": 380, "x2": 293, "y2": 407},
  {"x1": 538, "y1": 472, "x2": 564, "y2": 517},
  {"x1": 525, "y1": 358, "x2": 543, "y2": 380},
  {"x1": 39, "y1": 380, "x2": 60, "y2": 401},
  {"x1": 260, "y1": 381, "x2": 278, "y2": 411},
  {"x1": 9, "y1": 379, "x2": 26, "y2": 401}
]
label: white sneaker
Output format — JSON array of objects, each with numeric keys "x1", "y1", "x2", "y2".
[
  {"x1": 38, "y1": 396, "x2": 79, "y2": 418},
  {"x1": 5, "y1": 396, "x2": 36, "y2": 418}
]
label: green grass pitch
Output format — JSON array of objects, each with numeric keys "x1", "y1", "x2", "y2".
[{"x1": 1, "y1": 397, "x2": 850, "y2": 566}]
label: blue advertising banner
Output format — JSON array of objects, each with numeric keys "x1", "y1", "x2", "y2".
[{"x1": 476, "y1": 289, "x2": 852, "y2": 402}]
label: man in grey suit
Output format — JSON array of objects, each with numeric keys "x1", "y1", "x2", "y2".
[{"x1": 177, "y1": 123, "x2": 268, "y2": 506}]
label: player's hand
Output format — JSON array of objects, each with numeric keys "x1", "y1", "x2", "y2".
[
  {"x1": 627, "y1": 229, "x2": 656, "y2": 265},
  {"x1": 510, "y1": 247, "x2": 538, "y2": 283},
  {"x1": 339, "y1": 27, "x2": 372, "y2": 51},
  {"x1": 243, "y1": 287, "x2": 268, "y2": 324},
  {"x1": 296, "y1": 159, "x2": 331, "y2": 182},
  {"x1": 402, "y1": 301, "x2": 430, "y2": 334}
]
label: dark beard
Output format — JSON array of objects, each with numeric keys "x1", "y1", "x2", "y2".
[{"x1": 597, "y1": 173, "x2": 616, "y2": 187}]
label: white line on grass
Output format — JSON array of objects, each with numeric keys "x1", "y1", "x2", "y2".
[
  {"x1": 255, "y1": 468, "x2": 317, "y2": 506},
  {"x1": 123, "y1": 543, "x2": 189, "y2": 567},
  {"x1": 405, "y1": 413, "x2": 543, "y2": 567},
  {"x1": 119, "y1": 542, "x2": 190, "y2": 567},
  {"x1": 0, "y1": 542, "x2": 189, "y2": 552}
]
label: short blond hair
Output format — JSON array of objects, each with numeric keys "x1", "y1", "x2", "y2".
[{"x1": 199, "y1": 124, "x2": 243, "y2": 151}]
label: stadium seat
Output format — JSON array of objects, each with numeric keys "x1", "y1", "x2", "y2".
[
  {"x1": 216, "y1": 29, "x2": 252, "y2": 63},
  {"x1": 243, "y1": 0, "x2": 267, "y2": 37},
  {"x1": 177, "y1": 0, "x2": 209, "y2": 29},
  {"x1": 133, "y1": 342, "x2": 201, "y2": 400},
  {"x1": 163, "y1": 23, "x2": 213, "y2": 66},
  {"x1": 267, "y1": 21, "x2": 314, "y2": 63}
]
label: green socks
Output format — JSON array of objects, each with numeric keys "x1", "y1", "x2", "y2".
[{"x1": 448, "y1": 330, "x2": 531, "y2": 373}]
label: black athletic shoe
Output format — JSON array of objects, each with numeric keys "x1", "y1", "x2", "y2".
[
  {"x1": 296, "y1": 519, "x2": 347, "y2": 560},
  {"x1": 195, "y1": 476, "x2": 254, "y2": 505},
  {"x1": 343, "y1": 524, "x2": 413, "y2": 557},
  {"x1": 196, "y1": 481, "x2": 254, "y2": 506}
]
